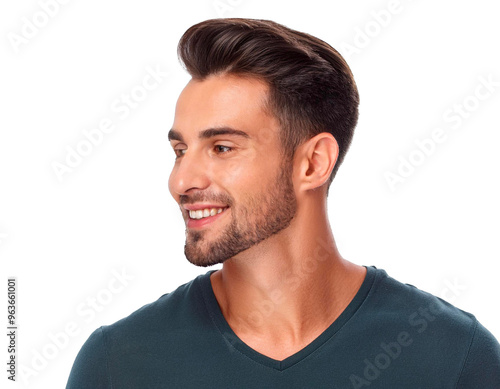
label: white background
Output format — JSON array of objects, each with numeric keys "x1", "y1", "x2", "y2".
[{"x1": 1, "y1": 0, "x2": 499, "y2": 387}]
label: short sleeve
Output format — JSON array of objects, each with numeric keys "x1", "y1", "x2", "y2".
[
  {"x1": 456, "y1": 319, "x2": 500, "y2": 388},
  {"x1": 66, "y1": 326, "x2": 111, "y2": 389}
]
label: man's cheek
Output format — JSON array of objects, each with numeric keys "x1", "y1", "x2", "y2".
[{"x1": 220, "y1": 155, "x2": 254, "y2": 185}]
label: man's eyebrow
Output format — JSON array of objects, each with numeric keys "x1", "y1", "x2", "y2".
[{"x1": 168, "y1": 127, "x2": 250, "y2": 142}]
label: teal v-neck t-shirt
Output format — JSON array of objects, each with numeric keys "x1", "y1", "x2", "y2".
[{"x1": 66, "y1": 266, "x2": 500, "y2": 388}]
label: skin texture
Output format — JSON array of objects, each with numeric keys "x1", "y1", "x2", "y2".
[{"x1": 168, "y1": 73, "x2": 366, "y2": 361}]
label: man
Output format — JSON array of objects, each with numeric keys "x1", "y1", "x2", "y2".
[{"x1": 66, "y1": 18, "x2": 500, "y2": 388}]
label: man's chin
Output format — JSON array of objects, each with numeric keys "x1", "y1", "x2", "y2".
[{"x1": 185, "y1": 254, "x2": 228, "y2": 268}]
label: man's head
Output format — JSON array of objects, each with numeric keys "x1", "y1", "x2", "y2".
[
  {"x1": 168, "y1": 18, "x2": 359, "y2": 267},
  {"x1": 176, "y1": 18, "x2": 359, "y2": 193}
]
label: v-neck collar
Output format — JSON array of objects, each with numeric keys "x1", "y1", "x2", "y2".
[{"x1": 197, "y1": 265, "x2": 377, "y2": 371}]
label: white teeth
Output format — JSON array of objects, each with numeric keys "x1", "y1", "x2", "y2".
[{"x1": 189, "y1": 207, "x2": 226, "y2": 219}]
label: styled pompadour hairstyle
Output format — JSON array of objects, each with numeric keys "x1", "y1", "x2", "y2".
[{"x1": 177, "y1": 18, "x2": 359, "y2": 196}]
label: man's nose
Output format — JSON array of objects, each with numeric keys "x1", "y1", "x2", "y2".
[{"x1": 169, "y1": 150, "x2": 211, "y2": 196}]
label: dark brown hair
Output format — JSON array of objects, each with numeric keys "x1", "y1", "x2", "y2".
[{"x1": 177, "y1": 18, "x2": 359, "y2": 196}]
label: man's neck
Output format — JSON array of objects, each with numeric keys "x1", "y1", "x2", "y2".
[{"x1": 209, "y1": 204, "x2": 366, "y2": 360}]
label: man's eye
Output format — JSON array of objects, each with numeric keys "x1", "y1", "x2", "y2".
[
  {"x1": 173, "y1": 145, "x2": 233, "y2": 160},
  {"x1": 214, "y1": 145, "x2": 233, "y2": 154},
  {"x1": 174, "y1": 149, "x2": 185, "y2": 159}
]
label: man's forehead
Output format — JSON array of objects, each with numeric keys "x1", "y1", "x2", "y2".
[
  {"x1": 187, "y1": 73, "x2": 268, "y2": 90},
  {"x1": 176, "y1": 73, "x2": 269, "y2": 110},
  {"x1": 171, "y1": 74, "x2": 278, "y2": 145}
]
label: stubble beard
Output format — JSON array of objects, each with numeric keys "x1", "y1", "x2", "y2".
[{"x1": 184, "y1": 159, "x2": 297, "y2": 267}]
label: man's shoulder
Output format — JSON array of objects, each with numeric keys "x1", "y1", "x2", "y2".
[
  {"x1": 369, "y1": 266, "x2": 477, "y2": 332},
  {"x1": 353, "y1": 267, "x2": 500, "y2": 385},
  {"x1": 66, "y1": 271, "x2": 214, "y2": 388},
  {"x1": 358, "y1": 266, "x2": 483, "y2": 363},
  {"x1": 100, "y1": 271, "x2": 210, "y2": 341}
]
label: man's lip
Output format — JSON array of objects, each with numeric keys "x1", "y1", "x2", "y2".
[{"x1": 186, "y1": 206, "x2": 229, "y2": 228}]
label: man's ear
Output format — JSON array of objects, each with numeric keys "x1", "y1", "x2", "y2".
[{"x1": 294, "y1": 132, "x2": 339, "y2": 193}]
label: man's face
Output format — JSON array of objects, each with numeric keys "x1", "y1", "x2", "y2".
[{"x1": 168, "y1": 74, "x2": 297, "y2": 267}]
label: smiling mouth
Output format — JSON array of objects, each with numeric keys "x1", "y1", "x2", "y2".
[
  {"x1": 185, "y1": 206, "x2": 230, "y2": 229},
  {"x1": 188, "y1": 206, "x2": 229, "y2": 220}
]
